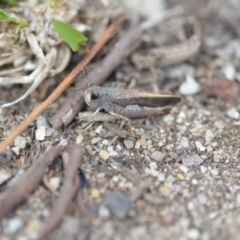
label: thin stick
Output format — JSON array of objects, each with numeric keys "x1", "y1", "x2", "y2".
[
  {"x1": 0, "y1": 13, "x2": 127, "y2": 155},
  {"x1": 0, "y1": 146, "x2": 61, "y2": 220},
  {"x1": 39, "y1": 145, "x2": 84, "y2": 239}
]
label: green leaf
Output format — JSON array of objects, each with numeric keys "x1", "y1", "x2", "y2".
[
  {"x1": 52, "y1": 19, "x2": 88, "y2": 52},
  {"x1": 0, "y1": 8, "x2": 28, "y2": 27},
  {"x1": 0, "y1": 0, "x2": 18, "y2": 7},
  {"x1": 0, "y1": 8, "x2": 13, "y2": 21}
]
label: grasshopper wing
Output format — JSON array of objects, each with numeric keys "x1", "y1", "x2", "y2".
[{"x1": 112, "y1": 91, "x2": 181, "y2": 108}]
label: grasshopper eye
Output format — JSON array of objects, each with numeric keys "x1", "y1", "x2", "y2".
[
  {"x1": 91, "y1": 92, "x2": 99, "y2": 100},
  {"x1": 84, "y1": 88, "x2": 100, "y2": 109}
]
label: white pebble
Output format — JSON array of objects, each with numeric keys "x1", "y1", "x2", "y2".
[
  {"x1": 49, "y1": 177, "x2": 61, "y2": 190},
  {"x1": 214, "y1": 120, "x2": 224, "y2": 129},
  {"x1": 179, "y1": 165, "x2": 188, "y2": 173},
  {"x1": 36, "y1": 115, "x2": 49, "y2": 128},
  {"x1": 205, "y1": 129, "x2": 214, "y2": 143},
  {"x1": 211, "y1": 168, "x2": 219, "y2": 176},
  {"x1": 91, "y1": 137, "x2": 102, "y2": 144},
  {"x1": 195, "y1": 141, "x2": 205, "y2": 151},
  {"x1": 200, "y1": 166, "x2": 207, "y2": 173},
  {"x1": 14, "y1": 136, "x2": 27, "y2": 149},
  {"x1": 116, "y1": 144, "x2": 122, "y2": 150},
  {"x1": 12, "y1": 147, "x2": 20, "y2": 155},
  {"x1": 222, "y1": 63, "x2": 235, "y2": 80},
  {"x1": 187, "y1": 228, "x2": 200, "y2": 239},
  {"x1": 135, "y1": 141, "x2": 141, "y2": 149},
  {"x1": 180, "y1": 137, "x2": 189, "y2": 148},
  {"x1": 95, "y1": 125, "x2": 103, "y2": 134},
  {"x1": 75, "y1": 134, "x2": 84, "y2": 145},
  {"x1": 58, "y1": 138, "x2": 68, "y2": 146},
  {"x1": 150, "y1": 162, "x2": 157, "y2": 170},
  {"x1": 226, "y1": 108, "x2": 239, "y2": 119},
  {"x1": 102, "y1": 139, "x2": 109, "y2": 145},
  {"x1": 98, "y1": 205, "x2": 110, "y2": 219},
  {"x1": 158, "y1": 172, "x2": 165, "y2": 182},
  {"x1": 3, "y1": 217, "x2": 24, "y2": 234},
  {"x1": 107, "y1": 146, "x2": 118, "y2": 156},
  {"x1": 179, "y1": 75, "x2": 201, "y2": 95},
  {"x1": 35, "y1": 126, "x2": 46, "y2": 141}
]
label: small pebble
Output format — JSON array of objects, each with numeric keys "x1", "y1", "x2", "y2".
[
  {"x1": 14, "y1": 136, "x2": 27, "y2": 149},
  {"x1": 214, "y1": 120, "x2": 224, "y2": 129},
  {"x1": 107, "y1": 146, "x2": 118, "y2": 156},
  {"x1": 75, "y1": 134, "x2": 84, "y2": 145},
  {"x1": 91, "y1": 188, "x2": 100, "y2": 198},
  {"x1": 49, "y1": 177, "x2": 61, "y2": 190},
  {"x1": 197, "y1": 194, "x2": 208, "y2": 204},
  {"x1": 180, "y1": 137, "x2": 189, "y2": 148},
  {"x1": 205, "y1": 129, "x2": 214, "y2": 142},
  {"x1": 200, "y1": 166, "x2": 207, "y2": 173},
  {"x1": 139, "y1": 138, "x2": 147, "y2": 148},
  {"x1": 36, "y1": 115, "x2": 49, "y2": 128},
  {"x1": 95, "y1": 125, "x2": 103, "y2": 134},
  {"x1": 149, "y1": 162, "x2": 157, "y2": 170},
  {"x1": 124, "y1": 139, "x2": 135, "y2": 149},
  {"x1": 236, "y1": 194, "x2": 240, "y2": 204},
  {"x1": 210, "y1": 168, "x2": 219, "y2": 176},
  {"x1": 151, "y1": 151, "x2": 165, "y2": 161},
  {"x1": 159, "y1": 186, "x2": 171, "y2": 197},
  {"x1": 179, "y1": 75, "x2": 201, "y2": 95},
  {"x1": 182, "y1": 154, "x2": 203, "y2": 167},
  {"x1": 158, "y1": 172, "x2": 165, "y2": 182},
  {"x1": 58, "y1": 138, "x2": 68, "y2": 146},
  {"x1": 177, "y1": 173, "x2": 185, "y2": 180},
  {"x1": 226, "y1": 108, "x2": 239, "y2": 119},
  {"x1": 179, "y1": 165, "x2": 188, "y2": 173},
  {"x1": 195, "y1": 141, "x2": 205, "y2": 151},
  {"x1": 3, "y1": 217, "x2": 24, "y2": 234},
  {"x1": 99, "y1": 150, "x2": 109, "y2": 161},
  {"x1": 102, "y1": 139, "x2": 109, "y2": 145},
  {"x1": 98, "y1": 205, "x2": 110, "y2": 219},
  {"x1": 187, "y1": 228, "x2": 200, "y2": 239},
  {"x1": 91, "y1": 137, "x2": 102, "y2": 144},
  {"x1": 45, "y1": 128, "x2": 55, "y2": 137},
  {"x1": 12, "y1": 147, "x2": 20, "y2": 155},
  {"x1": 141, "y1": 132, "x2": 151, "y2": 139},
  {"x1": 35, "y1": 126, "x2": 46, "y2": 141},
  {"x1": 135, "y1": 141, "x2": 141, "y2": 149}
]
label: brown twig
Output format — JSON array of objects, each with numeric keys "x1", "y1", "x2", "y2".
[
  {"x1": 0, "y1": 146, "x2": 61, "y2": 220},
  {"x1": 50, "y1": 27, "x2": 142, "y2": 129},
  {"x1": 0, "y1": 13, "x2": 127, "y2": 155},
  {"x1": 39, "y1": 145, "x2": 84, "y2": 239}
]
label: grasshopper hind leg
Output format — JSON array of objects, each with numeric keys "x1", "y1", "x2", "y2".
[{"x1": 109, "y1": 111, "x2": 133, "y2": 134}]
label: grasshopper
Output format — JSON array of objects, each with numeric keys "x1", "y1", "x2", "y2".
[{"x1": 84, "y1": 85, "x2": 181, "y2": 118}]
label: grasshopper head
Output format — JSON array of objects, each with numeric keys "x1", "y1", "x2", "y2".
[{"x1": 84, "y1": 85, "x2": 101, "y2": 109}]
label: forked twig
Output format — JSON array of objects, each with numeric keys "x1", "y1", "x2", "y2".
[{"x1": 0, "y1": 13, "x2": 127, "y2": 155}]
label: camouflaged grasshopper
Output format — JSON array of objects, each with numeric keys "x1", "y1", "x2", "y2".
[{"x1": 84, "y1": 85, "x2": 181, "y2": 123}]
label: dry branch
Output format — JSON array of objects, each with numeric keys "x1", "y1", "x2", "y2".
[
  {"x1": 39, "y1": 145, "x2": 84, "y2": 239},
  {"x1": 0, "y1": 146, "x2": 61, "y2": 220}
]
